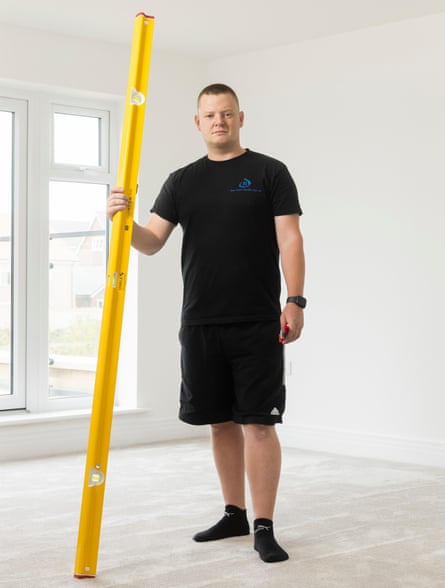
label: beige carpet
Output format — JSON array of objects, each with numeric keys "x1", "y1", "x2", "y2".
[{"x1": 1, "y1": 437, "x2": 445, "y2": 587}]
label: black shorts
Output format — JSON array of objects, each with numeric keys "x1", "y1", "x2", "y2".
[{"x1": 178, "y1": 321, "x2": 286, "y2": 426}]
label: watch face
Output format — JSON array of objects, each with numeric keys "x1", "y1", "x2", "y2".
[{"x1": 297, "y1": 297, "x2": 306, "y2": 308}]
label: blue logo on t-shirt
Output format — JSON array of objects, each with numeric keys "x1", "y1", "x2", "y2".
[{"x1": 230, "y1": 177, "x2": 262, "y2": 193}]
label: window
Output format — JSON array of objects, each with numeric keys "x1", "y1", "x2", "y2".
[
  {"x1": 0, "y1": 98, "x2": 27, "y2": 411},
  {"x1": 0, "y1": 110, "x2": 13, "y2": 400},
  {"x1": 48, "y1": 181, "x2": 108, "y2": 401},
  {"x1": 53, "y1": 112, "x2": 101, "y2": 166},
  {"x1": 0, "y1": 90, "x2": 118, "y2": 412}
]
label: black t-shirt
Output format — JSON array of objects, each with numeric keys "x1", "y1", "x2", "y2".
[{"x1": 150, "y1": 149, "x2": 302, "y2": 325}]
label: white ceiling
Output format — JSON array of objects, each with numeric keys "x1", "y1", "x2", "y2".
[{"x1": 1, "y1": 0, "x2": 445, "y2": 58}]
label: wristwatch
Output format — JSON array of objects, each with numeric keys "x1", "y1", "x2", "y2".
[{"x1": 286, "y1": 295, "x2": 307, "y2": 309}]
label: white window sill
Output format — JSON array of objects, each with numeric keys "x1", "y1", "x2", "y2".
[{"x1": 0, "y1": 407, "x2": 150, "y2": 427}]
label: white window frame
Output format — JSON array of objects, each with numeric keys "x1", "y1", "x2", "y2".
[{"x1": 0, "y1": 86, "x2": 120, "y2": 413}]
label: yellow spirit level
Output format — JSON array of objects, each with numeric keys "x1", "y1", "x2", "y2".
[{"x1": 74, "y1": 12, "x2": 155, "y2": 578}]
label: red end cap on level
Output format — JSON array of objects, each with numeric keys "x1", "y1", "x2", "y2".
[{"x1": 136, "y1": 12, "x2": 154, "y2": 19}]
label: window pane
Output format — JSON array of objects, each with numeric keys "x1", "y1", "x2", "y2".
[
  {"x1": 0, "y1": 111, "x2": 13, "y2": 397},
  {"x1": 53, "y1": 113, "x2": 100, "y2": 166},
  {"x1": 48, "y1": 181, "x2": 107, "y2": 400}
]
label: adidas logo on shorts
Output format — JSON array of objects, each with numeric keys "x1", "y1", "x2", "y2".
[{"x1": 270, "y1": 407, "x2": 280, "y2": 416}]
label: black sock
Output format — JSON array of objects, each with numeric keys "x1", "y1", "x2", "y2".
[
  {"x1": 254, "y1": 519, "x2": 289, "y2": 563},
  {"x1": 193, "y1": 505, "x2": 250, "y2": 542}
]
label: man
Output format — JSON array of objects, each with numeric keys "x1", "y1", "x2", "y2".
[{"x1": 108, "y1": 83, "x2": 305, "y2": 563}]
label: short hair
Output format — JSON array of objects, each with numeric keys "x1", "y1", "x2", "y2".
[{"x1": 197, "y1": 83, "x2": 240, "y2": 109}]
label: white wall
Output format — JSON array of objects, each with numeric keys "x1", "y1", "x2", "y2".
[{"x1": 209, "y1": 13, "x2": 445, "y2": 466}]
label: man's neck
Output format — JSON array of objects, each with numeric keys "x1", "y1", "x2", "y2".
[{"x1": 207, "y1": 146, "x2": 246, "y2": 162}]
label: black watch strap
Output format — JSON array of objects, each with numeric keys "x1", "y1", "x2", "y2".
[{"x1": 286, "y1": 295, "x2": 307, "y2": 309}]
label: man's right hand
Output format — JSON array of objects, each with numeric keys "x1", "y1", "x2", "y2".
[
  {"x1": 107, "y1": 187, "x2": 129, "y2": 221},
  {"x1": 106, "y1": 189, "x2": 176, "y2": 256}
]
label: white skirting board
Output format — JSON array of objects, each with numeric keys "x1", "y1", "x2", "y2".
[
  {"x1": 279, "y1": 423, "x2": 445, "y2": 469},
  {"x1": 0, "y1": 411, "x2": 207, "y2": 462},
  {"x1": 3, "y1": 414, "x2": 445, "y2": 469}
]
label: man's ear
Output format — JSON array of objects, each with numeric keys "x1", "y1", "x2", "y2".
[
  {"x1": 194, "y1": 114, "x2": 200, "y2": 130},
  {"x1": 239, "y1": 111, "x2": 245, "y2": 128}
]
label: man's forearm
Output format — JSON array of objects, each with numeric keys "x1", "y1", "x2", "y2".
[
  {"x1": 279, "y1": 230, "x2": 306, "y2": 342},
  {"x1": 280, "y1": 234, "x2": 305, "y2": 297},
  {"x1": 131, "y1": 221, "x2": 164, "y2": 255}
]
